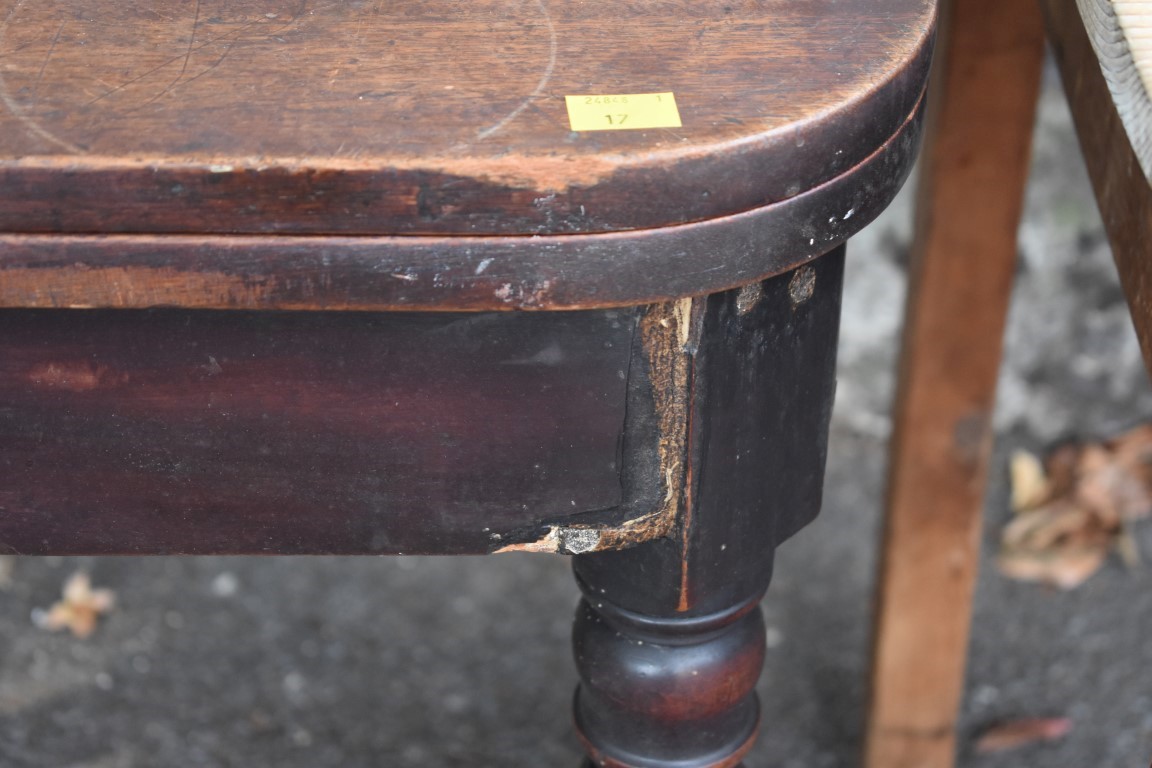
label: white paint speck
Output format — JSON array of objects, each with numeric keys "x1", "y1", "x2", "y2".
[{"x1": 475, "y1": 258, "x2": 493, "y2": 275}]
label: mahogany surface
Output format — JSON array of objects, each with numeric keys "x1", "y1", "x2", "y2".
[
  {"x1": 0, "y1": 0, "x2": 934, "y2": 238},
  {"x1": 0, "y1": 101, "x2": 921, "y2": 312},
  {"x1": 0, "y1": 307, "x2": 665, "y2": 555},
  {"x1": 0, "y1": 2, "x2": 938, "y2": 765}
]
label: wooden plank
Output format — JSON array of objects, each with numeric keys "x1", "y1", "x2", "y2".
[
  {"x1": 862, "y1": 0, "x2": 1046, "y2": 766},
  {"x1": 0, "y1": 307, "x2": 648, "y2": 555},
  {"x1": 0, "y1": 97, "x2": 925, "y2": 313},
  {"x1": 0, "y1": 0, "x2": 935, "y2": 236},
  {"x1": 1047, "y1": 0, "x2": 1152, "y2": 376}
]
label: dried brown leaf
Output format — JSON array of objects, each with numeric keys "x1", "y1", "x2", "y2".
[
  {"x1": 1001, "y1": 501, "x2": 1100, "y2": 552},
  {"x1": 1010, "y1": 450, "x2": 1050, "y2": 512},
  {"x1": 1044, "y1": 442, "x2": 1082, "y2": 499},
  {"x1": 1075, "y1": 444, "x2": 1137, "y2": 527},
  {"x1": 974, "y1": 717, "x2": 1072, "y2": 753},
  {"x1": 997, "y1": 542, "x2": 1110, "y2": 590},
  {"x1": 999, "y1": 426, "x2": 1152, "y2": 588},
  {"x1": 34, "y1": 572, "x2": 116, "y2": 639}
]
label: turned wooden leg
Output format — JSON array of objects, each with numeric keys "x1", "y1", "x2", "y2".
[
  {"x1": 572, "y1": 573, "x2": 765, "y2": 767},
  {"x1": 572, "y1": 249, "x2": 845, "y2": 767}
]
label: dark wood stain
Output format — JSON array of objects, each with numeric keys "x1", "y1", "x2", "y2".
[
  {"x1": 0, "y1": 94, "x2": 923, "y2": 313},
  {"x1": 0, "y1": 0, "x2": 934, "y2": 236},
  {"x1": 571, "y1": 250, "x2": 844, "y2": 767},
  {"x1": 0, "y1": 1, "x2": 939, "y2": 764},
  {"x1": 0, "y1": 307, "x2": 640, "y2": 554}
]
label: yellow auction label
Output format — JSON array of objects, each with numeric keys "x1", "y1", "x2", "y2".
[{"x1": 564, "y1": 92, "x2": 682, "y2": 131}]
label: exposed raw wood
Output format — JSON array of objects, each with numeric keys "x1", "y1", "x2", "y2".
[
  {"x1": 573, "y1": 251, "x2": 846, "y2": 768},
  {"x1": 863, "y1": 0, "x2": 1046, "y2": 766},
  {"x1": 1047, "y1": 0, "x2": 1152, "y2": 376},
  {"x1": 1076, "y1": 0, "x2": 1152, "y2": 181}
]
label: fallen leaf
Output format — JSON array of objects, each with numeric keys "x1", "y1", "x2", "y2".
[
  {"x1": 974, "y1": 717, "x2": 1072, "y2": 753},
  {"x1": 1044, "y1": 442, "x2": 1082, "y2": 500},
  {"x1": 1010, "y1": 450, "x2": 1050, "y2": 512},
  {"x1": 1000, "y1": 424, "x2": 1152, "y2": 588},
  {"x1": 34, "y1": 572, "x2": 116, "y2": 639},
  {"x1": 997, "y1": 541, "x2": 1109, "y2": 590},
  {"x1": 998, "y1": 497, "x2": 1114, "y2": 589}
]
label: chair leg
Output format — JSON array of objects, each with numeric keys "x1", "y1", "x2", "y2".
[
  {"x1": 862, "y1": 1, "x2": 1046, "y2": 767},
  {"x1": 1039, "y1": 0, "x2": 1152, "y2": 378},
  {"x1": 573, "y1": 251, "x2": 845, "y2": 767}
]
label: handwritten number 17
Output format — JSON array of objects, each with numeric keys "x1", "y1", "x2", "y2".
[{"x1": 605, "y1": 113, "x2": 628, "y2": 126}]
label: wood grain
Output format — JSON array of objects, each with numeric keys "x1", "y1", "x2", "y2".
[
  {"x1": 1047, "y1": 1, "x2": 1152, "y2": 378},
  {"x1": 1076, "y1": 0, "x2": 1152, "y2": 181},
  {"x1": 0, "y1": 94, "x2": 925, "y2": 313},
  {"x1": 1114, "y1": 0, "x2": 1152, "y2": 97},
  {"x1": 0, "y1": 0, "x2": 934, "y2": 236},
  {"x1": 862, "y1": 0, "x2": 1046, "y2": 766},
  {"x1": 0, "y1": 307, "x2": 650, "y2": 555}
]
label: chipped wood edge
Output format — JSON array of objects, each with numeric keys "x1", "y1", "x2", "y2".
[{"x1": 495, "y1": 297, "x2": 695, "y2": 554}]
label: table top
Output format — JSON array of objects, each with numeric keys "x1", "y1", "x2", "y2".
[{"x1": 0, "y1": 0, "x2": 935, "y2": 237}]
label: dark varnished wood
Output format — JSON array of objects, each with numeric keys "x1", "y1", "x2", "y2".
[
  {"x1": 0, "y1": 307, "x2": 656, "y2": 555},
  {"x1": 0, "y1": 1, "x2": 938, "y2": 763},
  {"x1": 0, "y1": 96, "x2": 922, "y2": 312},
  {"x1": 572, "y1": 250, "x2": 844, "y2": 767},
  {"x1": 0, "y1": 0, "x2": 934, "y2": 237}
]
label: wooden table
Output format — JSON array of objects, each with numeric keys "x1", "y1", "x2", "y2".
[{"x1": 0, "y1": 2, "x2": 934, "y2": 765}]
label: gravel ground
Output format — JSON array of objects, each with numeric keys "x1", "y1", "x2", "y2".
[{"x1": 2, "y1": 60, "x2": 1150, "y2": 767}]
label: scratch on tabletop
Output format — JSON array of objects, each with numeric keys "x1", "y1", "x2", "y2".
[
  {"x1": 0, "y1": 1, "x2": 84, "y2": 152},
  {"x1": 475, "y1": 0, "x2": 557, "y2": 141}
]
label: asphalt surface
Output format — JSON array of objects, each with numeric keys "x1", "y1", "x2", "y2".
[{"x1": 2, "y1": 62, "x2": 1150, "y2": 767}]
